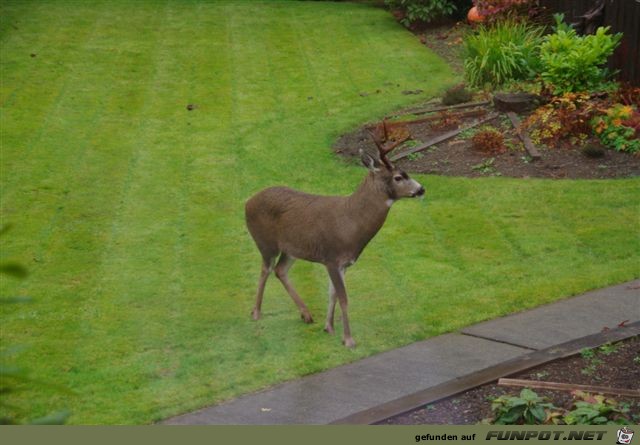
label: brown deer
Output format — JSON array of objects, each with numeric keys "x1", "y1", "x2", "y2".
[{"x1": 245, "y1": 124, "x2": 425, "y2": 348}]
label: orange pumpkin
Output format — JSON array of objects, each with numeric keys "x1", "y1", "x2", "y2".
[{"x1": 467, "y1": 6, "x2": 485, "y2": 23}]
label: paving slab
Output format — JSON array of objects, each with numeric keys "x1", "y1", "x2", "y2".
[
  {"x1": 163, "y1": 334, "x2": 527, "y2": 424},
  {"x1": 462, "y1": 279, "x2": 640, "y2": 350},
  {"x1": 162, "y1": 280, "x2": 640, "y2": 425}
]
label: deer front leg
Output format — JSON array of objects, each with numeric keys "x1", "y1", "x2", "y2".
[
  {"x1": 324, "y1": 276, "x2": 338, "y2": 335},
  {"x1": 252, "y1": 258, "x2": 274, "y2": 321},
  {"x1": 326, "y1": 265, "x2": 355, "y2": 348}
]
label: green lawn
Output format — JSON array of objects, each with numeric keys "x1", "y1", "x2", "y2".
[{"x1": 1, "y1": 0, "x2": 638, "y2": 425}]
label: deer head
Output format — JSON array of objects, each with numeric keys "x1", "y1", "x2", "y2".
[{"x1": 363, "y1": 120, "x2": 425, "y2": 201}]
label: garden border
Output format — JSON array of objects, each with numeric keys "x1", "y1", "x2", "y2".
[{"x1": 330, "y1": 322, "x2": 639, "y2": 425}]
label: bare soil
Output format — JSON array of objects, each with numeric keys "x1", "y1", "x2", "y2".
[
  {"x1": 415, "y1": 20, "x2": 467, "y2": 75},
  {"x1": 378, "y1": 336, "x2": 640, "y2": 425}
]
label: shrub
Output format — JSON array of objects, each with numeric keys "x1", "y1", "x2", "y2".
[
  {"x1": 591, "y1": 104, "x2": 640, "y2": 154},
  {"x1": 474, "y1": 0, "x2": 535, "y2": 20},
  {"x1": 490, "y1": 388, "x2": 558, "y2": 425},
  {"x1": 432, "y1": 110, "x2": 461, "y2": 130},
  {"x1": 487, "y1": 389, "x2": 632, "y2": 425},
  {"x1": 539, "y1": 15, "x2": 622, "y2": 95},
  {"x1": 385, "y1": 0, "x2": 458, "y2": 25},
  {"x1": 471, "y1": 127, "x2": 506, "y2": 153},
  {"x1": 463, "y1": 19, "x2": 543, "y2": 88},
  {"x1": 564, "y1": 392, "x2": 630, "y2": 425},
  {"x1": 614, "y1": 84, "x2": 640, "y2": 108},
  {"x1": 441, "y1": 84, "x2": 473, "y2": 105},
  {"x1": 523, "y1": 92, "x2": 604, "y2": 148}
]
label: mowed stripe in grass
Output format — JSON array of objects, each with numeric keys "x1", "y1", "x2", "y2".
[{"x1": 1, "y1": 1, "x2": 638, "y2": 424}]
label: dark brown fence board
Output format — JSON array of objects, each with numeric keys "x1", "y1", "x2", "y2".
[{"x1": 540, "y1": 0, "x2": 594, "y2": 22}]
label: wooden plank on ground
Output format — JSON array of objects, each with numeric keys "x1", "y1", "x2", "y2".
[
  {"x1": 498, "y1": 378, "x2": 640, "y2": 398},
  {"x1": 391, "y1": 100, "x2": 491, "y2": 118},
  {"x1": 389, "y1": 112, "x2": 500, "y2": 162},
  {"x1": 506, "y1": 111, "x2": 541, "y2": 160},
  {"x1": 369, "y1": 109, "x2": 488, "y2": 132}
]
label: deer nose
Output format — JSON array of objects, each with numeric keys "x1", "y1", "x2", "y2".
[{"x1": 415, "y1": 186, "x2": 425, "y2": 197}]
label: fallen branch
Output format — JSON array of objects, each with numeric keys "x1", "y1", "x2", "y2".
[
  {"x1": 498, "y1": 378, "x2": 640, "y2": 398},
  {"x1": 389, "y1": 112, "x2": 500, "y2": 161},
  {"x1": 506, "y1": 111, "x2": 541, "y2": 160},
  {"x1": 389, "y1": 100, "x2": 491, "y2": 118}
]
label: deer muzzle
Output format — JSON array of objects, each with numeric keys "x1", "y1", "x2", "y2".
[{"x1": 412, "y1": 186, "x2": 425, "y2": 198}]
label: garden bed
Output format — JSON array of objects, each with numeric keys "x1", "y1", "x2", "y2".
[
  {"x1": 333, "y1": 102, "x2": 640, "y2": 179},
  {"x1": 365, "y1": 3, "x2": 640, "y2": 180},
  {"x1": 378, "y1": 335, "x2": 640, "y2": 425}
]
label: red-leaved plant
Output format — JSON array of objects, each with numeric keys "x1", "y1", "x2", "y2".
[{"x1": 474, "y1": 0, "x2": 535, "y2": 19}]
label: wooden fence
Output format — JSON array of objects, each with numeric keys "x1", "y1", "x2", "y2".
[{"x1": 539, "y1": 0, "x2": 640, "y2": 86}]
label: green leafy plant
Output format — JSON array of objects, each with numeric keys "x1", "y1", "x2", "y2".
[
  {"x1": 386, "y1": 0, "x2": 457, "y2": 25},
  {"x1": 591, "y1": 104, "x2": 640, "y2": 154},
  {"x1": 564, "y1": 392, "x2": 630, "y2": 425},
  {"x1": 459, "y1": 127, "x2": 479, "y2": 138},
  {"x1": 463, "y1": 19, "x2": 543, "y2": 88},
  {"x1": 579, "y1": 347, "x2": 596, "y2": 360},
  {"x1": 598, "y1": 342, "x2": 619, "y2": 356},
  {"x1": 472, "y1": 157, "x2": 498, "y2": 174},
  {"x1": 490, "y1": 388, "x2": 558, "y2": 425},
  {"x1": 401, "y1": 140, "x2": 423, "y2": 161},
  {"x1": 539, "y1": 14, "x2": 622, "y2": 95},
  {"x1": 579, "y1": 346, "x2": 604, "y2": 377},
  {"x1": 487, "y1": 389, "x2": 633, "y2": 425}
]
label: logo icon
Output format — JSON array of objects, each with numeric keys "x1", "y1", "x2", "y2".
[{"x1": 617, "y1": 427, "x2": 634, "y2": 445}]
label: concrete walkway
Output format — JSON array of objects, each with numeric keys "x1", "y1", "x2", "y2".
[{"x1": 163, "y1": 279, "x2": 640, "y2": 425}]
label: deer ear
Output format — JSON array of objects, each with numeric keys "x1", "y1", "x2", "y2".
[{"x1": 360, "y1": 149, "x2": 381, "y2": 172}]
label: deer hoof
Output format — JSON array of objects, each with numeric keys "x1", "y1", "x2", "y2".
[
  {"x1": 301, "y1": 312, "x2": 314, "y2": 324},
  {"x1": 251, "y1": 309, "x2": 261, "y2": 321},
  {"x1": 324, "y1": 325, "x2": 335, "y2": 335},
  {"x1": 343, "y1": 337, "x2": 356, "y2": 348}
]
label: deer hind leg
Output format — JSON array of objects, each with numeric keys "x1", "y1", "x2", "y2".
[
  {"x1": 326, "y1": 265, "x2": 355, "y2": 348},
  {"x1": 252, "y1": 254, "x2": 276, "y2": 321},
  {"x1": 274, "y1": 253, "x2": 314, "y2": 324},
  {"x1": 324, "y1": 273, "x2": 340, "y2": 335}
]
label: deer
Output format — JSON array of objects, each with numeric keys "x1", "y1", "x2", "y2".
[{"x1": 244, "y1": 122, "x2": 425, "y2": 348}]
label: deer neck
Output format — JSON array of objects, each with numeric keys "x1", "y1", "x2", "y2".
[{"x1": 346, "y1": 172, "x2": 393, "y2": 239}]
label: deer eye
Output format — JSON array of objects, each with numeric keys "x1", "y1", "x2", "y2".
[{"x1": 394, "y1": 175, "x2": 403, "y2": 182}]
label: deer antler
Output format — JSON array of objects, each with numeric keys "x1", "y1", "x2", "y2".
[{"x1": 368, "y1": 119, "x2": 410, "y2": 168}]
